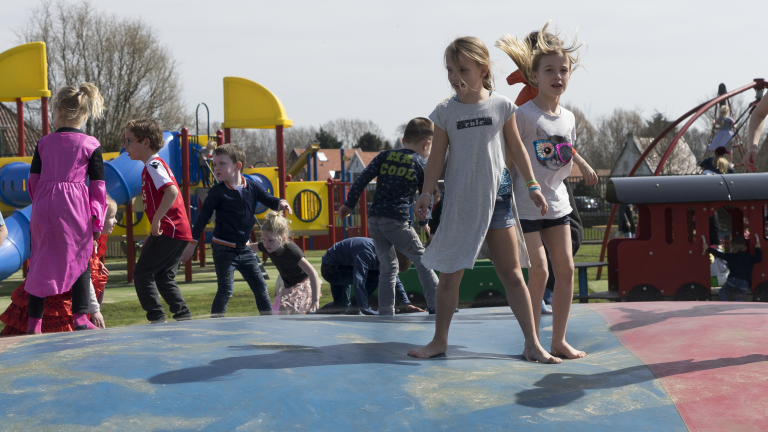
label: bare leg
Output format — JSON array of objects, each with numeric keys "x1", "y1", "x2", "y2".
[
  {"x1": 486, "y1": 227, "x2": 560, "y2": 364},
  {"x1": 408, "y1": 270, "x2": 464, "y2": 358},
  {"x1": 522, "y1": 231, "x2": 549, "y2": 339},
  {"x1": 541, "y1": 225, "x2": 585, "y2": 359}
]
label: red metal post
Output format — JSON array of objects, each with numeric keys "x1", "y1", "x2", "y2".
[
  {"x1": 327, "y1": 179, "x2": 336, "y2": 245},
  {"x1": 181, "y1": 128, "x2": 192, "y2": 282},
  {"x1": 16, "y1": 99, "x2": 24, "y2": 156},
  {"x1": 126, "y1": 200, "x2": 135, "y2": 283},
  {"x1": 224, "y1": 128, "x2": 231, "y2": 144},
  {"x1": 276, "y1": 126, "x2": 286, "y2": 200},
  {"x1": 360, "y1": 188, "x2": 368, "y2": 238},
  {"x1": 41, "y1": 97, "x2": 49, "y2": 136},
  {"x1": 22, "y1": 260, "x2": 29, "y2": 277},
  {"x1": 198, "y1": 197, "x2": 206, "y2": 267},
  {"x1": 216, "y1": 129, "x2": 223, "y2": 147}
]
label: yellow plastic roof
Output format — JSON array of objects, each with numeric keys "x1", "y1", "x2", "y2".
[
  {"x1": 222, "y1": 77, "x2": 292, "y2": 129},
  {"x1": 0, "y1": 42, "x2": 51, "y2": 102}
]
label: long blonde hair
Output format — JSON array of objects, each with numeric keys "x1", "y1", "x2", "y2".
[
  {"x1": 444, "y1": 36, "x2": 495, "y2": 92},
  {"x1": 52, "y1": 82, "x2": 105, "y2": 127},
  {"x1": 713, "y1": 153, "x2": 730, "y2": 174},
  {"x1": 495, "y1": 20, "x2": 584, "y2": 88},
  {"x1": 262, "y1": 210, "x2": 291, "y2": 243}
]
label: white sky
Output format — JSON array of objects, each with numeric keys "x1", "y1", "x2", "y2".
[{"x1": 2, "y1": 0, "x2": 766, "y2": 142}]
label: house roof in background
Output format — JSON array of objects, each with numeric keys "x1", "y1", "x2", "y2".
[{"x1": 0, "y1": 102, "x2": 41, "y2": 156}]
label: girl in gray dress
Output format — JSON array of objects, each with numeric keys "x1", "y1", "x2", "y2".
[{"x1": 408, "y1": 36, "x2": 559, "y2": 364}]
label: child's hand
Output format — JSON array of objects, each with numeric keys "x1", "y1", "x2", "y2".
[
  {"x1": 339, "y1": 205, "x2": 353, "y2": 218},
  {"x1": 755, "y1": 236, "x2": 761, "y2": 248},
  {"x1": 151, "y1": 218, "x2": 163, "y2": 236},
  {"x1": 702, "y1": 235, "x2": 709, "y2": 255},
  {"x1": 425, "y1": 224, "x2": 431, "y2": 237},
  {"x1": 93, "y1": 230, "x2": 102, "y2": 241},
  {"x1": 582, "y1": 165, "x2": 598, "y2": 186},
  {"x1": 529, "y1": 190, "x2": 549, "y2": 216},
  {"x1": 415, "y1": 194, "x2": 431, "y2": 221},
  {"x1": 97, "y1": 261, "x2": 109, "y2": 276},
  {"x1": 180, "y1": 243, "x2": 197, "y2": 263},
  {"x1": 278, "y1": 199, "x2": 293, "y2": 215},
  {"x1": 90, "y1": 311, "x2": 106, "y2": 329}
]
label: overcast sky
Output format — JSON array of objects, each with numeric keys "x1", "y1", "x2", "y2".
[{"x1": 2, "y1": 0, "x2": 766, "y2": 142}]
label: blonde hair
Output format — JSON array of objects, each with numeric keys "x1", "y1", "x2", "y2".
[
  {"x1": 106, "y1": 195, "x2": 118, "y2": 218},
  {"x1": 713, "y1": 153, "x2": 730, "y2": 174},
  {"x1": 495, "y1": 20, "x2": 584, "y2": 88},
  {"x1": 52, "y1": 82, "x2": 105, "y2": 127},
  {"x1": 262, "y1": 210, "x2": 291, "y2": 242},
  {"x1": 444, "y1": 36, "x2": 495, "y2": 92}
]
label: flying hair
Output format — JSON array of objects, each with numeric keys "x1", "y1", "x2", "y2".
[
  {"x1": 444, "y1": 36, "x2": 495, "y2": 92},
  {"x1": 52, "y1": 82, "x2": 105, "y2": 127},
  {"x1": 495, "y1": 20, "x2": 584, "y2": 88},
  {"x1": 262, "y1": 210, "x2": 292, "y2": 243},
  {"x1": 713, "y1": 152, "x2": 730, "y2": 174}
]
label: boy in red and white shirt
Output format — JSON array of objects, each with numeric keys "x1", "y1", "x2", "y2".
[{"x1": 124, "y1": 118, "x2": 192, "y2": 323}]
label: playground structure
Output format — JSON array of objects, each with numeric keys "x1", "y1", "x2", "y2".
[
  {"x1": 0, "y1": 40, "x2": 371, "y2": 283},
  {"x1": 597, "y1": 78, "x2": 768, "y2": 294},
  {"x1": 604, "y1": 173, "x2": 768, "y2": 301}
]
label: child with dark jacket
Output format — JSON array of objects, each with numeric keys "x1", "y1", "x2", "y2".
[
  {"x1": 704, "y1": 235, "x2": 763, "y2": 301},
  {"x1": 182, "y1": 144, "x2": 291, "y2": 316},
  {"x1": 339, "y1": 118, "x2": 439, "y2": 316},
  {"x1": 317, "y1": 237, "x2": 425, "y2": 315}
]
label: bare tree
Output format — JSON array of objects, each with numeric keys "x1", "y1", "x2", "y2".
[
  {"x1": 571, "y1": 107, "x2": 644, "y2": 170},
  {"x1": 16, "y1": 1, "x2": 190, "y2": 151},
  {"x1": 322, "y1": 119, "x2": 384, "y2": 148}
]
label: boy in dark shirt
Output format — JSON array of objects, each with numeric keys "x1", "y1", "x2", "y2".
[
  {"x1": 704, "y1": 235, "x2": 763, "y2": 301},
  {"x1": 339, "y1": 118, "x2": 439, "y2": 316},
  {"x1": 181, "y1": 144, "x2": 291, "y2": 317},
  {"x1": 317, "y1": 237, "x2": 425, "y2": 315}
]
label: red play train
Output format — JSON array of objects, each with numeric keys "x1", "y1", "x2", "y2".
[{"x1": 606, "y1": 173, "x2": 768, "y2": 301}]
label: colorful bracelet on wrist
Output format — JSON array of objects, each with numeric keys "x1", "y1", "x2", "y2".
[
  {"x1": 526, "y1": 180, "x2": 539, "y2": 187},
  {"x1": 528, "y1": 185, "x2": 541, "y2": 192}
]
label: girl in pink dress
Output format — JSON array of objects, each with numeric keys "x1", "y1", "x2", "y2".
[{"x1": 25, "y1": 83, "x2": 107, "y2": 334}]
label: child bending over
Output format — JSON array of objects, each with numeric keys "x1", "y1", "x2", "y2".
[{"x1": 704, "y1": 235, "x2": 762, "y2": 301}]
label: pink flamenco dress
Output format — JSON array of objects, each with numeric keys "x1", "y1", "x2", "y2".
[{"x1": 25, "y1": 127, "x2": 107, "y2": 313}]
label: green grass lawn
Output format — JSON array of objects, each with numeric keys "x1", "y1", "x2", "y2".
[{"x1": 0, "y1": 243, "x2": 611, "y2": 333}]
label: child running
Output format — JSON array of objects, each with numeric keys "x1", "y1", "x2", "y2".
[
  {"x1": 182, "y1": 144, "x2": 291, "y2": 317},
  {"x1": 25, "y1": 83, "x2": 108, "y2": 334},
  {"x1": 251, "y1": 211, "x2": 321, "y2": 314},
  {"x1": 339, "y1": 117, "x2": 439, "y2": 315},
  {"x1": 1, "y1": 196, "x2": 118, "y2": 335},
  {"x1": 496, "y1": 21, "x2": 596, "y2": 359},
  {"x1": 408, "y1": 36, "x2": 558, "y2": 364},
  {"x1": 124, "y1": 118, "x2": 193, "y2": 324}
]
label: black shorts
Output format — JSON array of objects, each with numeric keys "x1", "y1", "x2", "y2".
[{"x1": 520, "y1": 215, "x2": 571, "y2": 234}]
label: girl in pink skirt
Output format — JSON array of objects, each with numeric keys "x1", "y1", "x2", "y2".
[
  {"x1": 253, "y1": 211, "x2": 321, "y2": 314},
  {"x1": 26, "y1": 83, "x2": 107, "y2": 334}
]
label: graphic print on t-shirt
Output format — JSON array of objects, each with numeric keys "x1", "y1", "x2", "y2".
[
  {"x1": 533, "y1": 129, "x2": 573, "y2": 171},
  {"x1": 456, "y1": 117, "x2": 493, "y2": 130}
]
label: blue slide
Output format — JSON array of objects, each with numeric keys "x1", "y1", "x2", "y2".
[{"x1": 0, "y1": 132, "x2": 178, "y2": 281}]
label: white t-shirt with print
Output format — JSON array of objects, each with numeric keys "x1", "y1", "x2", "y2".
[{"x1": 512, "y1": 101, "x2": 576, "y2": 220}]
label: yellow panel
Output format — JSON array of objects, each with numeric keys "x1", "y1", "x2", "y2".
[
  {"x1": 243, "y1": 167, "x2": 281, "y2": 203},
  {"x1": 285, "y1": 181, "x2": 329, "y2": 234},
  {"x1": 110, "y1": 207, "x2": 152, "y2": 237},
  {"x1": 102, "y1": 152, "x2": 121, "y2": 161},
  {"x1": 0, "y1": 42, "x2": 51, "y2": 102},
  {"x1": 222, "y1": 77, "x2": 292, "y2": 129}
]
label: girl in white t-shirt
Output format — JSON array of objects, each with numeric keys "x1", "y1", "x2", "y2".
[
  {"x1": 408, "y1": 36, "x2": 560, "y2": 364},
  {"x1": 497, "y1": 21, "x2": 597, "y2": 359}
]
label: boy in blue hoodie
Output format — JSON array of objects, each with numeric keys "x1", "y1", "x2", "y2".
[{"x1": 182, "y1": 144, "x2": 291, "y2": 316}]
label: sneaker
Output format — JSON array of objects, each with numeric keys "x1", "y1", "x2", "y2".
[
  {"x1": 359, "y1": 308, "x2": 379, "y2": 316},
  {"x1": 316, "y1": 302, "x2": 346, "y2": 315}
]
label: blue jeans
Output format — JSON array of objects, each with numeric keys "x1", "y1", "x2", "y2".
[
  {"x1": 320, "y1": 263, "x2": 410, "y2": 311},
  {"x1": 719, "y1": 277, "x2": 749, "y2": 302},
  {"x1": 211, "y1": 243, "x2": 273, "y2": 315}
]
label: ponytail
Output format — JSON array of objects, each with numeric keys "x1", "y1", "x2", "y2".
[
  {"x1": 51, "y1": 82, "x2": 106, "y2": 127},
  {"x1": 262, "y1": 210, "x2": 291, "y2": 242}
]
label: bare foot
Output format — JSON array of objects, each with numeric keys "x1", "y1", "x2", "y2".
[
  {"x1": 551, "y1": 340, "x2": 586, "y2": 359},
  {"x1": 522, "y1": 345, "x2": 561, "y2": 364},
  {"x1": 408, "y1": 340, "x2": 447, "y2": 358}
]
